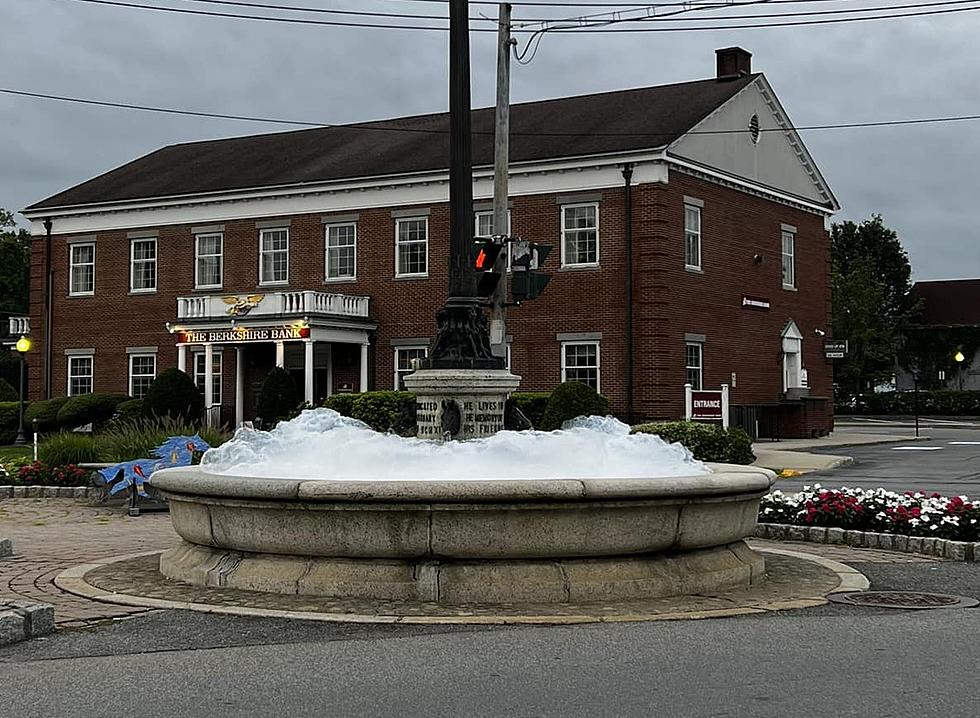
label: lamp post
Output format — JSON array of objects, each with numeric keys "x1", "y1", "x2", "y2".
[
  {"x1": 13, "y1": 335, "x2": 31, "y2": 446},
  {"x1": 954, "y1": 350, "x2": 966, "y2": 391}
]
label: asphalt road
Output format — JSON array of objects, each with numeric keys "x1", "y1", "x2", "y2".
[
  {"x1": 776, "y1": 419, "x2": 980, "y2": 496},
  {"x1": 3, "y1": 558, "x2": 980, "y2": 718}
]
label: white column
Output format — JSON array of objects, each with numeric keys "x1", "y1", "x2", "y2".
[
  {"x1": 325, "y1": 344, "x2": 334, "y2": 398},
  {"x1": 275, "y1": 340, "x2": 285, "y2": 368},
  {"x1": 721, "y1": 383, "x2": 730, "y2": 429},
  {"x1": 359, "y1": 342, "x2": 369, "y2": 392},
  {"x1": 235, "y1": 346, "x2": 245, "y2": 428},
  {"x1": 684, "y1": 383, "x2": 693, "y2": 421},
  {"x1": 177, "y1": 345, "x2": 187, "y2": 373},
  {"x1": 304, "y1": 340, "x2": 314, "y2": 405},
  {"x1": 204, "y1": 343, "x2": 214, "y2": 425}
]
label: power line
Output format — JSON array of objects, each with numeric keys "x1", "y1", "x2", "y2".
[{"x1": 4, "y1": 85, "x2": 980, "y2": 137}]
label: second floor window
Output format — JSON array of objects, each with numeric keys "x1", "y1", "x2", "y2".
[
  {"x1": 684, "y1": 204, "x2": 702, "y2": 270},
  {"x1": 195, "y1": 233, "x2": 223, "y2": 289},
  {"x1": 561, "y1": 203, "x2": 599, "y2": 267},
  {"x1": 130, "y1": 238, "x2": 157, "y2": 292},
  {"x1": 326, "y1": 222, "x2": 357, "y2": 280},
  {"x1": 781, "y1": 230, "x2": 796, "y2": 288},
  {"x1": 396, "y1": 218, "x2": 428, "y2": 277},
  {"x1": 69, "y1": 243, "x2": 95, "y2": 296},
  {"x1": 685, "y1": 342, "x2": 703, "y2": 390},
  {"x1": 260, "y1": 228, "x2": 289, "y2": 284}
]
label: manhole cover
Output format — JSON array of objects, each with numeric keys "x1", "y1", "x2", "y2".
[{"x1": 828, "y1": 591, "x2": 979, "y2": 610}]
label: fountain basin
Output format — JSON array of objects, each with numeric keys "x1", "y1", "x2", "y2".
[{"x1": 151, "y1": 465, "x2": 775, "y2": 604}]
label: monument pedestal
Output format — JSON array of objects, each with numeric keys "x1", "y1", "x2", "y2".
[{"x1": 403, "y1": 369, "x2": 521, "y2": 441}]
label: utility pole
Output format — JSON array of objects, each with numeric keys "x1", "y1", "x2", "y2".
[{"x1": 489, "y1": 2, "x2": 512, "y2": 359}]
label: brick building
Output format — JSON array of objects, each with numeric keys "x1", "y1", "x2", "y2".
[{"x1": 20, "y1": 47, "x2": 838, "y2": 437}]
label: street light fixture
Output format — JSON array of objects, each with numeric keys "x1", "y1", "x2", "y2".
[
  {"x1": 13, "y1": 335, "x2": 31, "y2": 446},
  {"x1": 954, "y1": 350, "x2": 966, "y2": 391}
]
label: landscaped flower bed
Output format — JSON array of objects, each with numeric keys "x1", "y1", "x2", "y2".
[
  {"x1": 760, "y1": 485, "x2": 979, "y2": 542},
  {"x1": 2, "y1": 461, "x2": 89, "y2": 487}
]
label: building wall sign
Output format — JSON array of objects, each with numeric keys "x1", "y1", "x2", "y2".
[
  {"x1": 741, "y1": 295, "x2": 771, "y2": 311},
  {"x1": 823, "y1": 339, "x2": 848, "y2": 359},
  {"x1": 178, "y1": 325, "x2": 310, "y2": 344}
]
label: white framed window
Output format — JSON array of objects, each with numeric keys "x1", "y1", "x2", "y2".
[
  {"x1": 561, "y1": 341, "x2": 600, "y2": 392},
  {"x1": 685, "y1": 342, "x2": 703, "y2": 390},
  {"x1": 195, "y1": 233, "x2": 223, "y2": 289},
  {"x1": 128, "y1": 354, "x2": 157, "y2": 399},
  {"x1": 475, "y1": 210, "x2": 513, "y2": 269},
  {"x1": 259, "y1": 228, "x2": 289, "y2": 285},
  {"x1": 684, "y1": 204, "x2": 702, "y2": 270},
  {"x1": 67, "y1": 355, "x2": 94, "y2": 396},
  {"x1": 193, "y1": 352, "x2": 223, "y2": 404},
  {"x1": 394, "y1": 346, "x2": 428, "y2": 390},
  {"x1": 130, "y1": 238, "x2": 157, "y2": 293},
  {"x1": 395, "y1": 218, "x2": 428, "y2": 277},
  {"x1": 781, "y1": 229, "x2": 796, "y2": 288},
  {"x1": 69, "y1": 243, "x2": 95, "y2": 296},
  {"x1": 325, "y1": 222, "x2": 357, "y2": 280},
  {"x1": 560, "y1": 203, "x2": 599, "y2": 268}
]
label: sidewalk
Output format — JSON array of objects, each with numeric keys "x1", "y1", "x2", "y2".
[{"x1": 751, "y1": 431, "x2": 926, "y2": 473}]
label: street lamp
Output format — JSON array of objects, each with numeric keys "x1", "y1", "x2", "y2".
[
  {"x1": 954, "y1": 350, "x2": 966, "y2": 391},
  {"x1": 13, "y1": 335, "x2": 31, "y2": 446}
]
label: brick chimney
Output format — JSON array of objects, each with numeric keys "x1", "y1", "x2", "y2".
[{"x1": 716, "y1": 47, "x2": 752, "y2": 80}]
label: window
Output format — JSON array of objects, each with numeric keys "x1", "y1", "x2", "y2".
[
  {"x1": 69, "y1": 243, "x2": 95, "y2": 296},
  {"x1": 195, "y1": 233, "x2": 223, "y2": 289},
  {"x1": 561, "y1": 203, "x2": 599, "y2": 267},
  {"x1": 685, "y1": 342, "x2": 703, "y2": 390},
  {"x1": 561, "y1": 342, "x2": 600, "y2": 392},
  {"x1": 475, "y1": 211, "x2": 512, "y2": 269},
  {"x1": 325, "y1": 222, "x2": 357, "y2": 280},
  {"x1": 395, "y1": 218, "x2": 428, "y2": 277},
  {"x1": 128, "y1": 354, "x2": 157, "y2": 399},
  {"x1": 781, "y1": 230, "x2": 796, "y2": 288},
  {"x1": 130, "y1": 238, "x2": 157, "y2": 292},
  {"x1": 260, "y1": 228, "x2": 289, "y2": 284},
  {"x1": 193, "y1": 352, "x2": 222, "y2": 404},
  {"x1": 684, "y1": 204, "x2": 702, "y2": 270},
  {"x1": 394, "y1": 346, "x2": 427, "y2": 390},
  {"x1": 67, "y1": 356, "x2": 93, "y2": 396}
]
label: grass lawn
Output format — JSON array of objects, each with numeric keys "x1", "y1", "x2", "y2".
[{"x1": 0, "y1": 445, "x2": 32, "y2": 462}]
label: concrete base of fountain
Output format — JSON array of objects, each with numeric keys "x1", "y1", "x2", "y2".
[{"x1": 151, "y1": 465, "x2": 775, "y2": 604}]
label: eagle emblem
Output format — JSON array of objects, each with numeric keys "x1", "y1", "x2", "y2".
[{"x1": 222, "y1": 294, "x2": 265, "y2": 317}]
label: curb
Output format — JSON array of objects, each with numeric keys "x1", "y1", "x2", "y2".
[
  {"x1": 53, "y1": 547, "x2": 866, "y2": 625},
  {"x1": 756, "y1": 523, "x2": 979, "y2": 561},
  {"x1": 0, "y1": 485, "x2": 91, "y2": 500}
]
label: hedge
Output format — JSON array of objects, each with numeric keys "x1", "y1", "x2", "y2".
[
  {"x1": 350, "y1": 391, "x2": 415, "y2": 434},
  {"x1": 25, "y1": 396, "x2": 70, "y2": 433},
  {"x1": 510, "y1": 392, "x2": 551, "y2": 429},
  {"x1": 0, "y1": 401, "x2": 20, "y2": 445},
  {"x1": 0, "y1": 378, "x2": 18, "y2": 402},
  {"x1": 539, "y1": 382, "x2": 610, "y2": 431},
  {"x1": 56, "y1": 392, "x2": 131, "y2": 430},
  {"x1": 632, "y1": 421, "x2": 755, "y2": 465},
  {"x1": 143, "y1": 369, "x2": 203, "y2": 424},
  {"x1": 837, "y1": 390, "x2": 980, "y2": 416},
  {"x1": 257, "y1": 367, "x2": 300, "y2": 429},
  {"x1": 322, "y1": 393, "x2": 359, "y2": 417}
]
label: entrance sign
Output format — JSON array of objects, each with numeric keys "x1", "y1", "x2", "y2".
[
  {"x1": 177, "y1": 325, "x2": 310, "y2": 344},
  {"x1": 741, "y1": 295, "x2": 770, "y2": 311},
  {"x1": 685, "y1": 383, "x2": 730, "y2": 428},
  {"x1": 823, "y1": 339, "x2": 848, "y2": 359}
]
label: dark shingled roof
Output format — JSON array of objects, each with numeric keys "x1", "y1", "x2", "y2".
[
  {"x1": 28, "y1": 75, "x2": 758, "y2": 210},
  {"x1": 913, "y1": 279, "x2": 980, "y2": 327}
]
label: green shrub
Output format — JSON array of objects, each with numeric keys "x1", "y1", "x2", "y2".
[
  {"x1": 256, "y1": 367, "x2": 300, "y2": 429},
  {"x1": 837, "y1": 390, "x2": 980, "y2": 416},
  {"x1": 632, "y1": 421, "x2": 755, "y2": 465},
  {"x1": 57, "y1": 392, "x2": 131, "y2": 430},
  {"x1": 322, "y1": 393, "x2": 359, "y2": 417},
  {"x1": 143, "y1": 369, "x2": 203, "y2": 424},
  {"x1": 539, "y1": 382, "x2": 610, "y2": 431},
  {"x1": 38, "y1": 431, "x2": 106, "y2": 466},
  {"x1": 98, "y1": 417, "x2": 230, "y2": 463},
  {"x1": 112, "y1": 398, "x2": 144, "y2": 424},
  {"x1": 0, "y1": 378, "x2": 18, "y2": 402},
  {"x1": 0, "y1": 401, "x2": 21, "y2": 444},
  {"x1": 25, "y1": 396, "x2": 70, "y2": 433},
  {"x1": 509, "y1": 392, "x2": 551, "y2": 429},
  {"x1": 350, "y1": 391, "x2": 415, "y2": 433}
]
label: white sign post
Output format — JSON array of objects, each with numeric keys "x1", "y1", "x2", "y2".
[{"x1": 685, "y1": 383, "x2": 730, "y2": 429}]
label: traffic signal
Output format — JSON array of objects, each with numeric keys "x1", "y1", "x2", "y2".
[
  {"x1": 511, "y1": 243, "x2": 552, "y2": 301},
  {"x1": 472, "y1": 237, "x2": 506, "y2": 297}
]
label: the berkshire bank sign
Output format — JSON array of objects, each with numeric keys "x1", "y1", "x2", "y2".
[{"x1": 177, "y1": 325, "x2": 311, "y2": 344}]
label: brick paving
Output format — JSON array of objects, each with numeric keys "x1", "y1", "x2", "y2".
[{"x1": 0, "y1": 499, "x2": 178, "y2": 627}]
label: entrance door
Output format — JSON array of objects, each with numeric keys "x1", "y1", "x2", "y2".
[{"x1": 243, "y1": 344, "x2": 276, "y2": 422}]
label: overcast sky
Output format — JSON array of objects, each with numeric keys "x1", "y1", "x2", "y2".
[{"x1": 1, "y1": 0, "x2": 977, "y2": 280}]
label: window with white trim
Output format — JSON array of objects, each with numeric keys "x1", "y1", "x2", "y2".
[
  {"x1": 67, "y1": 356, "x2": 94, "y2": 396},
  {"x1": 394, "y1": 346, "x2": 427, "y2": 390},
  {"x1": 395, "y1": 218, "x2": 428, "y2": 277},
  {"x1": 781, "y1": 230, "x2": 796, "y2": 288},
  {"x1": 69, "y1": 243, "x2": 95, "y2": 296},
  {"x1": 561, "y1": 203, "x2": 599, "y2": 267},
  {"x1": 128, "y1": 354, "x2": 157, "y2": 399},
  {"x1": 561, "y1": 341, "x2": 600, "y2": 392},
  {"x1": 192, "y1": 352, "x2": 223, "y2": 404},
  {"x1": 475, "y1": 211, "x2": 512, "y2": 269},
  {"x1": 130, "y1": 238, "x2": 157, "y2": 292},
  {"x1": 325, "y1": 222, "x2": 357, "y2": 280},
  {"x1": 195, "y1": 233, "x2": 223, "y2": 289},
  {"x1": 684, "y1": 204, "x2": 702, "y2": 270},
  {"x1": 259, "y1": 228, "x2": 289, "y2": 284},
  {"x1": 685, "y1": 342, "x2": 703, "y2": 390}
]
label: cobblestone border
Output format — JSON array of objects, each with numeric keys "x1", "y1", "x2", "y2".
[
  {"x1": 0, "y1": 538, "x2": 12, "y2": 558},
  {"x1": 756, "y1": 523, "x2": 978, "y2": 561},
  {"x1": 0, "y1": 486, "x2": 90, "y2": 499},
  {"x1": 0, "y1": 599, "x2": 55, "y2": 646}
]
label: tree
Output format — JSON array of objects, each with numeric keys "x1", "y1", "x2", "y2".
[
  {"x1": 143, "y1": 369, "x2": 204, "y2": 423},
  {"x1": 0, "y1": 208, "x2": 30, "y2": 316},
  {"x1": 256, "y1": 367, "x2": 299, "y2": 429},
  {"x1": 831, "y1": 215, "x2": 917, "y2": 393}
]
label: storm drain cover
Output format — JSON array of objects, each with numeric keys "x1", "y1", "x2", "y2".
[{"x1": 828, "y1": 591, "x2": 979, "y2": 610}]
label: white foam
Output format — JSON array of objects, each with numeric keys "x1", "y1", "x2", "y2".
[{"x1": 201, "y1": 409, "x2": 708, "y2": 481}]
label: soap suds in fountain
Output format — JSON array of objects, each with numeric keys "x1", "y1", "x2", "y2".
[{"x1": 201, "y1": 409, "x2": 709, "y2": 480}]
